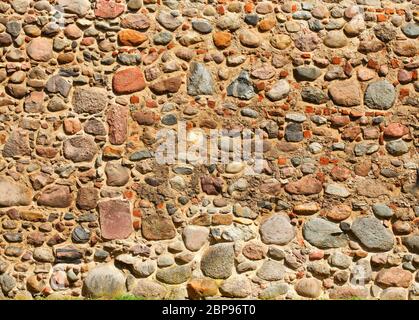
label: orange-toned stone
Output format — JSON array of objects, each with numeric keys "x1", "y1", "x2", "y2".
[
  {"x1": 118, "y1": 30, "x2": 148, "y2": 46},
  {"x1": 213, "y1": 32, "x2": 232, "y2": 49}
]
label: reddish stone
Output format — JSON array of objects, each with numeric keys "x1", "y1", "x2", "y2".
[
  {"x1": 107, "y1": 105, "x2": 128, "y2": 145},
  {"x1": 398, "y1": 70, "x2": 412, "y2": 84},
  {"x1": 27, "y1": 231, "x2": 46, "y2": 246},
  {"x1": 331, "y1": 115, "x2": 350, "y2": 127},
  {"x1": 201, "y1": 176, "x2": 224, "y2": 195},
  {"x1": 341, "y1": 126, "x2": 361, "y2": 141},
  {"x1": 376, "y1": 267, "x2": 412, "y2": 288},
  {"x1": 149, "y1": 76, "x2": 182, "y2": 95},
  {"x1": 121, "y1": 14, "x2": 151, "y2": 30},
  {"x1": 242, "y1": 243, "x2": 266, "y2": 260},
  {"x1": 112, "y1": 67, "x2": 146, "y2": 94},
  {"x1": 285, "y1": 176, "x2": 323, "y2": 195},
  {"x1": 95, "y1": 0, "x2": 125, "y2": 19},
  {"x1": 330, "y1": 166, "x2": 351, "y2": 181},
  {"x1": 37, "y1": 185, "x2": 72, "y2": 208},
  {"x1": 35, "y1": 146, "x2": 58, "y2": 159},
  {"x1": 133, "y1": 111, "x2": 157, "y2": 125},
  {"x1": 309, "y1": 251, "x2": 324, "y2": 260},
  {"x1": 383, "y1": 123, "x2": 409, "y2": 139},
  {"x1": 363, "y1": 127, "x2": 380, "y2": 140},
  {"x1": 98, "y1": 200, "x2": 133, "y2": 240},
  {"x1": 63, "y1": 118, "x2": 82, "y2": 135}
]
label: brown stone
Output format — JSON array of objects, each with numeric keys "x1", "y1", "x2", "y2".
[
  {"x1": 149, "y1": 76, "x2": 182, "y2": 95},
  {"x1": 383, "y1": 123, "x2": 409, "y2": 139},
  {"x1": 285, "y1": 176, "x2": 323, "y2": 195},
  {"x1": 242, "y1": 243, "x2": 266, "y2": 260},
  {"x1": 95, "y1": 0, "x2": 125, "y2": 19},
  {"x1": 325, "y1": 205, "x2": 352, "y2": 222},
  {"x1": 107, "y1": 105, "x2": 128, "y2": 145},
  {"x1": 98, "y1": 200, "x2": 133, "y2": 240},
  {"x1": 2, "y1": 129, "x2": 31, "y2": 158},
  {"x1": 375, "y1": 267, "x2": 412, "y2": 288},
  {"x1": 37, "y1": 185, "x2": 72, "y2": 208},
  {"x1": 201, "y1": 176, "x2": 224, "y2": 195},
  {"x1": 118, "y1": 30, "x2": 148, "y2": 46},
  {"x1": 141, "y1": 212, "x2": 176, "y2": 240},
  {"x1": 76, "y1": 187, "x2": 99, "y2": 210}
]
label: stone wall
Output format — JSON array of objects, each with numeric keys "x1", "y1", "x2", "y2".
[{"x1": 0, "y1": 0, "x2": 418, "y2": 300}]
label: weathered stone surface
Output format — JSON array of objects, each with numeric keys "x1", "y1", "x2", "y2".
[
  {"x1": 329, "y1": 80, "x2": 361, "y2": 106},
  {"x1": 220, "y1": 276, "x2": 251, "y2": 298},
  {"x1": 26, "y1": 38, "x2": 52, "y2": 62},
  {"x1": 0, "y1": 177, "x2": 32, "y2": 207},
  {"x1": 132, "y1": 279, "x2": 167, "y2": 299},
  {"x1": 402, "y1": 235, "x2": 419, "y2": 254},
  {"x1": 107, "y1": 105, "x2": 128, "y2": 145},
  {"x1": 63, "y1": 136, "x2": 98, "y2": 162},
  {"x1": 83, "y1": 264, "x2": 126, "y2": 298},
  {"x1": 187, "y1": 62, "x2": 214, "y2": 96},
  {"x1": 364, "y1": 80, "x2": 396, "y2": 110},
  {"x1": 141, "y1": 213, "x2": 176, "y2": 240},
  {"x1": 201, "y1": 244, "x2": 234, "y2": 279},
  {"x1": 98, "y1": 200, "x2": 132, "y2": 240},
  {"x1": 156, "y1": 264, "x2": 191, "y2": 284},
  {"x1": 3, "y1": 129, "x2": 31, "y2": 158},
  {"x1": 295, "y1": 278, "x2": 322, "y2": 298},
  {"x1": 351, "y1": 216, "x2": 394, "y2": 252},
  {"x1": 375, "y1": 268, "x2": 412, "y2": 288},
  {"x1": 182, "y1": 226, "x2": 209, "y2": 251},
  {"x1": 227, "y1": 71, "x2": 255, "y2": 100},
  {"x1": 38, "y1": 185, "x2": 72, "y2": 208},
  {"x1": 73, "y1": 87, "x2": 108, "y2": 114},
  {"x1": 285, "y1": 176, "x2": 322, "y2": 195},
  {"x1": 259, "y1": 214, "x2": 295, "y2": 245},
  {"x1": 303, "y1": 218, "x2": 348, "y2": 249}
]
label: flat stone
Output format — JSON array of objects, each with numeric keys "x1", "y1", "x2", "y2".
[
  {"x1": 105, "y1": 162, "x2": 130, "y2": 186},
  {"x1": 156, "y1": 264, "x2": 191, "y2": 284},
  {"x1": 2, "y1": 129, "x2": 31, "y2": 158},
  {"x1": 98, "y1": 200, "x2": 132, "y2": 240},
  {"x1": 294, "y1": 66, "x2": 322, "y2": 81},
  {"x1": 63, "y1": 136, "x2": 98, "y2": 162},
  {"x1": 187, "y1": 62, "x2": 214, "y2": 96},
  {"x1": 402, "y1": 235, "x2": 419, "y2": 254},
  {"x1": 26, "y1": 37, "x2": 53, "y2": 62},
  {"x1": 107, "y1": 105, "x2": 128, "y2": 145},
  {"x1": 227, "y1": 71, "x2": 255, "y2": 100},
  {"x1": 259, "y1": 214, "x2": 295, "y2": 245},
  {"x1": 220, "y1": 276, "x2": 251, "y2": 298},
  {"x1": 0, "y1": 177, "x2": 32, "y2": 207},
  {"x1": 376, "y1": 267, "x2": 412, "y2": 288},
  {"x1": 351, "y1": 216, "x2": 394, "y2": 252},
  {"x1": 73, "y1": 87, "x2": 108, "y2": 114},
  {"x1": 156, "y1": 11, "x2": 182, "y2": 31},
  {"x1": 76, "y1": 187, "x2": 99, "y2": 210},
  {"x1": 149, "y1": 76, "x2": 182, "y2": 95},
  {"x1": 303, "y1": 218, "x2": 348, "y2": 249},
  {"x1": 329, "y1": 80, "x2": 361, "y2": 106},
  {"x1": 131, "y1": 279, "x2": 167, "y2": 299},
  {"x1": 285, "y1": 176, "x2": 322, "y2": 195},
  {"x1": 325, "y1": 183, "x2": 350, "y2": 198},
  {"x1": 182, "y1": 226, "x2": 209, "y2": 251},
  {"x1": 95, "y1": 0, "x2": 125, "y2": 19},
  {"x1": 113, "y1": 68, "x2": 146, "y2": 94},
  {"x1": 301, "y1": 86, "x2": 328, "y2": 104},
  {"x1": 372, "y1": 204, "x2": 393, "y2": 219},
  {"x1": 58, "y1": 0, "x2": 91, "y2": 16},
  {"x1": 386, "y1": 140, "x2": 409, "y2": 156},
  {"x1": 38, "y1": 185, "x2": 72, "y2": 208},
  {"x1": 45, "y1": 75, "x2": 71, "y2": 97},
  {"x1": 257, "y1": 260, "x2": 285, "y2": 281},
  {"x1": 141, "y1": 212, "x2": 176, "y2": 240}
]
